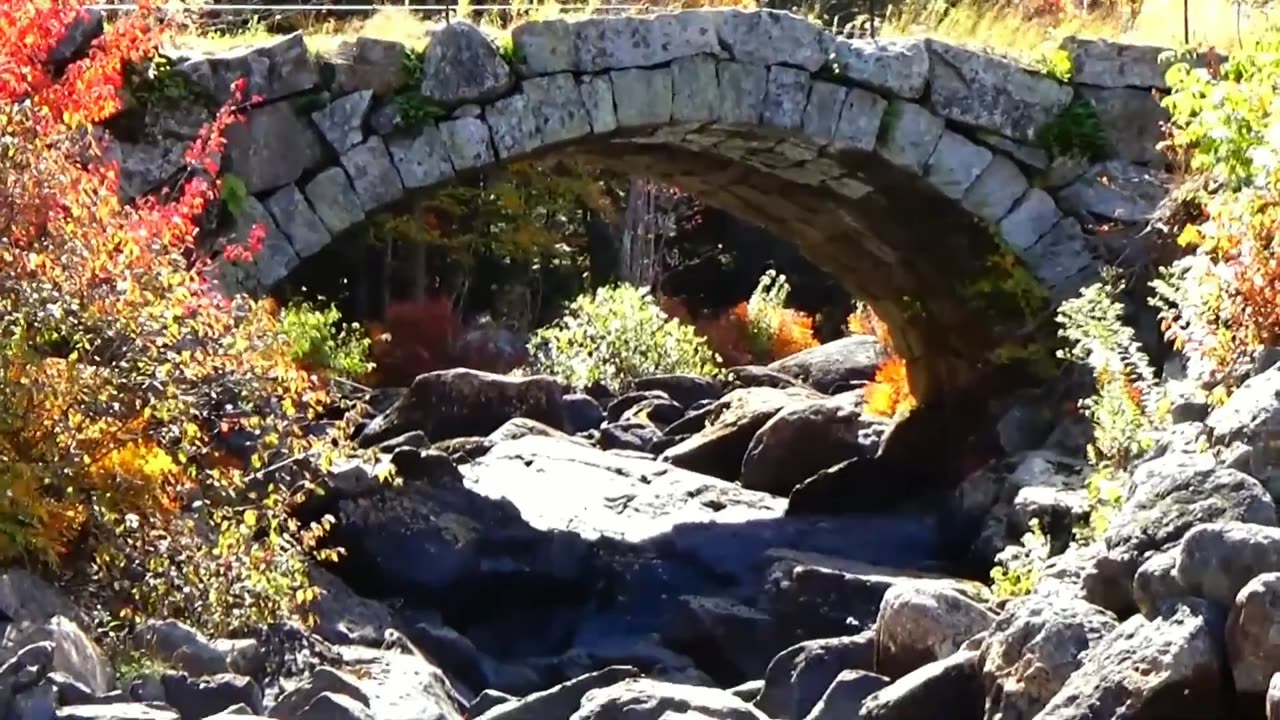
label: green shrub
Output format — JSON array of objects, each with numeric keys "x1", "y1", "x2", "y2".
[
  {"x1": 280, "y1": 299, "x2": 374, "y2": 380},
  {"x1": 526, "y1": 284, "x2": 725, "y2": 391},
  {"x1": 990, "y1": 519, "x2": 1050, "y2": 599}
]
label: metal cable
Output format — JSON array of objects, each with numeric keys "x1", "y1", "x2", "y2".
[{"x1": 88, "y1": 3, "x2": 651, "y2": 9}]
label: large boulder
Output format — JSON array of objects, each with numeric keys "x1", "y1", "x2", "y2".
[
  {"x1": 222, "y1": 101, "x2": 327, "y2": 194},
  {"x1": 660, "y1": 386, "x2": 821, "y2": 481},
  {"x1": 131, "y1": 621, "x2": 227, "y2": 677},
  {"x1": 2, "y1": 616, "x2": 112, "y2": 696},
  {"x1": 161, "y1": 672, "x2": 263, "y2": 720},
  {"x1": 1094, "y1": 452, "x2": 1275, "y2": 614},
  {"x1": 739, "y1": 394, "x2": 886, "y2": 496},
  {"x1": 800, "y1": 670, "x2": 890, "y2": 720},
  {"x1": 1034, "y1": 600, "x2": 1228, "y2": 719},
  {"x1": 978, "y1": 595, "x2": 1117, "y2": 720},
  {"x1": 476, "y1": 666, "x2": 638, "y2": 720},
  {"x1": 766, "y1": 337, "x2": 885, "y2": 394},
  {"x1": 859, "y1": 650, "x2": 984, "y2": 720},
  {"x1": 1176, "y1": 521, "x2": 1280, "y2": 607},
  {"x1": 419, "y1": 21, "x2": 514, "y2": 106},
  {"x1": 1227, "y1": 573, "x2": 1280, "y2": 697},
  {"x1": 330, "y1": 645, "x2": 465, "y2": 720},
  {"x1": 1206, "y1": 363, "x2": 1280, "y2": 500},
  {"x1": 570, "y1": 678, "x2": 768, "y2": 720},
  {"x1": 269, "y1": 667, "x2": 370, "y2": 719},
  {"x1": 358, "y1": 369, "x2": 569, "y2": 446},
  {"x1": 633, "y1": 375, "x2": 723, "y2": 408},
  {"x1": 875, "y1": 585, "x2": 994, "y2": 679},
  {"x1": 663, "y1": 596, "x2": 781, "y2": 686},
  {"x1": 754, "y1": 634, "x2": 875, "y2": 720}
]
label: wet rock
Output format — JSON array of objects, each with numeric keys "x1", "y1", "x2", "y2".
[
  {"x1": 978, "y1": 595, "x2": 1117, "y2": 720},
  {"x1": 358, "y1": 369, "x2": 568, "y2": 446},
  {"x1": 659, "y1": 386, "x2": 821, "y2": 481},
  {"x1": 419, "y1": 22, "x2": 513, "y2": 106},
  {"x1": 875, "y1": 585, "x2": 994, "y2": 679},
  {"x1": 859, "y1": 650, "x2": 984, "y2": 720},
  {"x1": 740, "y1": 394, "x2": 884, "y2": 496},
  {"x1": 766, "y1": 336, "x2": 884, "y2": 395},
  {"x1": 755, "y1": 634, "x2": 875, "y2": 720},
  {"x1": 477, "y1": 666, "x2": 638, "y2": 720},
  {"x1": 1034, "y1": 600, "x2": 1227, "y2": 720},
  {"x1": 571, "y1": 678, "x2": 768, "y2": 720}
]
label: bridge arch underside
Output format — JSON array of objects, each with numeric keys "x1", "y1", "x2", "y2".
[{"x1": 192, "y1": 10, "x2": 1128, "y2": 410}]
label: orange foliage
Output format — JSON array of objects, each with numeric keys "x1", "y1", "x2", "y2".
[
  {"x1": 848, "y1": 304, "x2": 917, "y2": 418},
  {"x1": 661, "y1": 294, "x2": 819, "y2": 366},
  {"x1": 770, "y1": 307, "x2": 819, "y2": 358},
  {"x1": 0, "y1": 1, "x2": 344, "y2": 632}
]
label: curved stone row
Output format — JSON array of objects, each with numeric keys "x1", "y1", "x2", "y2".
[{"x1": 99, "y1": 8, "x2": 1176, "y2": 402}]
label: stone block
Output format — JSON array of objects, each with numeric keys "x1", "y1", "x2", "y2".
[
  {"x1": 763, "y1": 65, "x2": 811, "y2": 131},
  {"x1": 831, "y1": 37, "x2": 929, "y2": 99},
  {"x1": 579, "y1": 74, "x2": 618, "y2": 134},
  {"x1": 512, "y1": 18, "x2": 575, "y2": 76},
  {"x1": 999, "y1": 188, "x2": 1062, "y2": 252},
  {"x1": 339, "y1": 137, "x2": 405, "y2": 211},
  {"x1": 387, "y1": 126, "x2": 455, "y2": 189},
  {"x1": 961, "y1": 154, "x2": 1029, "y2": 224},
  {"x1": 1023, "y1": 217, "x2": 1096, "y2": 286},
  {"x1": 717, "y1": 61, "x2": 768, "y2": 126},
  {"x1": 573, "y1": 12, "x2": 721, "y2": 72},
  {"x1": 224, "y1": 101, "x2": 327, "y2": 194},
  {"x1": 303, "y1": 167, "x2": 366, "y2": 234},
  {"x1": 328, "y1": 37, "x2": 407, "y2": 96},
  {"x1": 523, "y1": 73, "x2": 592, "y2": 144},
  {"x1": 420, "y1": 21, "x2": 514, "y2": 106},
  {"x1": 925, "y1": 130, "x2": 994, "y2": 200},
  {"x1": 717, "y1": 9, "x2": 834, "y2": 71},
  {"x1": 802, "y1": 81, "x2": 848, "y2": 145},
  {"x1": 874, "y1": 100, "x2": 943, "y2": 173},
  {"x1": 439, "y1": 117, "x2": 496, "y2": 170},
  {"x1": 671, "y1": 55, "x2": 720, "y2": 124},
  {"x1": 263, "y1": 184, "x2": 332, "y2": 258},
  {"x1": 610, "y1": 67, "x2": 674, "y2": 128},
  {"x1": 486, "y1": 92, "x2": 542, "y2": 159},
  {"x1": 311, "y1": 90, "x2": 373, "y2": 153}
]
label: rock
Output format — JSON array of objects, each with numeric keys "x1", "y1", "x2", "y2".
[
  {"x1": 294, "y1": 692, "x2": 373, "y2": 720},
  {"x1": 1176, "y1": 521, "x2": 1280, "y2": 607},
  {"x1": 1206, "y1": 363, "x2": 1280, "y2": 500},
  {"x1": 659, "y1": 386, "x2": 820, "y2": 481},
  {"x1": 339, "y1": 137, "x2": 405, "y2": 212},
  {"x1": 487, "y1": 417, "x2": 569, "y2": 445},
  {"x1": 1227, "y1": 572, "x2": 1280, "y2": 696},
  {"x1": 12, "y1": 680, "x2": 58, "y2": 720},
  {"x1": 49, "y1": 8, "x2": 104, "y2": 67},
  {"x1": 469, "y1": 689, "x2": 515, "y2": 717},
  {"x1": 1079, "y1": 86, "x2": 1170, "y2": 166},
  {"x1": 740, "y1": 394, "x2": 884, "y2": 496},
  {"x1": 925, "y1": 130, "x2": 995, "y2": 200},
  {"x1": 161, "y1": 673, "x2": 263, "y2": 720},
  {"x1": 618, "y1": 399, "x2": 684, "y2": 428},
  {"x1": 263, "y1": 184, "x2": 332, "y2": 259},
  {"x1": 308, "y1": 568, "x2": 397, "y2": 646},
  {"x1": 478, "y1": 666, "x2": 638, "y2": 720},
  {"x1": 0, "y1": 571, "x2": 86, "y2": 631},
  {"x1": 724, "y1": 367, "x2": 814, "y2": 392},
  {"x1": 663, "y1": 596, "x2": 780, "y2": 686},
  {"x1": 302, "y1": 168, "x2": 366, "y2": 236},
  {"x1": 925, "y1": 40, "x2": 1072, "y2": 143},
  {"x1": 875, "y1": 585, "x2": 994, "y2": 679},
  {"x1": 330, "y1": 645, "x2": 463, "y2": 720},
  {"x1": 859, "y1": 650, "x2": 983, "y2": 720},
  {"x1": 606, "y1": 392, "x2": 675, "y2": 423},
  {"x1": 755, "y1": 634, "x2": 875, "y2": 720},
  {"x1": 999, "y1": 188, "x2": 1061, "y2": 252},
  {"x1": 767, "y1": 66, "x2": 811, "y2": 131},
  {"x1": 1055, "y1": 160, "x2": 1170, "y2": 222},
  {"x1": 978, "y1": 595, "x2": 1117, "y2": 720},
  {"x1": 1133, "y1": 547, "x2": 1185, "y2": 617},
  {"x1": 131, "y1": 621, "x2": 228, "y2": 677},
  {"x1": 211, "y1": 640, "x2": 264, "y2": 679},
  {"x1": 764, "y1": 550, "x2": 988, "y2": 644},
  {"x1": 400, "y1": 612, "x2": 488, "y2": 694},
  {"x1": 311, "y1": 90, "x2": 373, "y2": 153},
  {"x1": 801, "y1": 669, "x2": 889, "y2": 720},
  {"x1": 358, "y1": 369, "x2": 568, "y2": 446},
  {"x1": 269, "y1": 667, "x2": 369, "y2": 719},
  {"x1": 328, "y1": 37, "x2": 407, "y2": 96},
  {"x1": 717, "y1": 9, "x2": 833, "y2": 71},
  {"x1": 180, "y1": 33, "x2": 319, "y2": 103},
  {"x1": 766, "y1": 337, "x2": 884, "y2": 394},
  {"x1": 961, "y1": 155, "x2": 1029, "y2": 224},
  {"x1": 419, "y1": 22, "x2": 513, "y2": 106},
  {"x1": 1270, "y1": 673, "x2": 1280, "y2": 720},
  {"x1": 610, "y1": 67, "x2": 673, "y2": 128},
  {"x1": 599, "y1": 422, "x2": 664, "y2": 454},
  {"x1": 633, "y1": 376, "x2": 723, "y2": 408},
  {"x1": 562, "y1": 394, "x2": 605, "y2": 434},
  {"x1": 1035, "y1": 600, "x2": 1227, "y2": 719},
  {"x1": 570, "y1": 678, "x2": 768, "y2": 720},
  {"x1": 570, "y1": 13, "x2": 720, "y2": 73},
  {"x1": 486, "y1": 92, "x2": 541, "y2": 158},
  {"x1": 116, "y1": 140, "x2": 187, "y2": 201},
  {"x1": 3, "y1": 617, "x2": 113, "y2": 696},
  {"x1": 830, "y1": 38, "x2": 928, "y2": 99},
  {"x1": 0, "y1": 642, "x2": 54, "y2": 707},
  {"x1": 56, "y1": 706, "x2": 178, "y2": 720},
  {"x1": 1098, "y1": 452, "x2": 1276, "y2": 614},
  {"x1": 1060, "y1": 36, "x2": 1177, "y2": 89},
  {"x1": 224, "y1": 102, "x2": 326, "y2": 194},
  {"x1": 387, "y1": 126, "x2": 455, "y2": 190},
  {"x1": 874, "y1": 100, "x2": 943, "y2": 174}
]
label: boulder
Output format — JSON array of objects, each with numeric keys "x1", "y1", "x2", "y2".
[
  {"x1": 1206, "y1": 363, "x2": 1280, "y2": 500},
  {"x1": 131, "y1": 621, "x2": 228, "y2": 677},
  {"x1": 766, "y1": 337, "x2": 884, "y2": 394},
  {"x1": 1227, "y1": 573, "x2": 1280, "y2": 696},
  {"x1": 179, "y1": 33, "x2": 319, "y2": 103},
  {"x1": 633, "y1": 375, "x2": 723, "y2": 408},
  {"x1": 563, "y1": 394, "x2": 605, "y2": 434},
  {"x1": 1096, "y1": 452, "x2": 1275, "y2": 614},
  {"x1": 330, "y1": 645, "x2": 464, "y2": 720},
  {"x1": 859, "y1": 650, "x2": 984, "y2": 720},
  {"x1": 606, "y1": 391, "x2": 678, "y2": 422},
  {"x1": 875, "y1": 585, "x2": 995, "y2": 679},
  {"x1": 161, "y1": 673, "x2": 263, "y2": 720},
  {"x1": 570, "y1": 678, "x2": 768, "y2": 720},
  {"x1": 1079, "y1": 86, "x2": 1170, "y2": 167},
  {"x1": 1055, "y1": 160, "x2": 1171, "y2": 223},
  {"x1": 830, "y1": 37, "x2": 929, "y2": 99},
  {"x1": 659, "y1": 386, "x2": 821, "y2": 481},
  {"x1": 723, "y1": 367, "x2": 814, "y2": 392},
  {"x1": 1176, "y1": 521, "x2": 1280, "y2": 607},
  {"x1": 56, "y1": 706, "x2": 179, "y2": 720},
  {"x1": 739, "y1": 394, "x2": 885, "y2": 496},
  {"x1": 763, "y1": 550, "x2": 989, "y2": 644},
  {"x1": 420, "y1": 21, "x2": 514, "y2": 106},
  {"x1": 269, "y1": 667, "x2": 369, "y2": 719},
  {"x1": 3, "y1": 617, "x2": 112, "y2": 696},
  {"x1": 327, "y1": 37, "x2": 408, "y2": 96},
  {"x1": 978, "y1": 595, "x2": 1117, "y2": 720},
  {"x1": 477, "y1": 666, "x2": 638, "y2": 720},
  {"x1": 469, "y1": 690, "x2": 515, "y2": 717},
  {"x1": 754, "y1": 634, "x2": 875, "y2": 720},
  {"x1": 1034, "y1": 600, "x2": 1227, "y2": 719},
  {"x1": 663, "y1": 595, "x2": 780, "y2": 686},
  {"x1": 598, "y1": 422, "x2": 664, "y2": 454},
  {"x1": 1059, "y1": 37, "x2": 1177, "y2": 89},
  {"x1": 800, "y1": 669, "x2": 889, "y2": 720},
  {"x1": 308, "y1": 567, "x2": 398, "y2": 646},
  {"x1": 223, "y1": 101, "x2": 327, "y2": 194},
  {"x1": 296, "y1": 693, "x2": 373, "y2": 720},
  {"x1": 618, "y1": 399, "x2": 685, "y2": 429},
  {"x1": 1133, "y1": 547, "x2": 1186, "y2": 617},
  {"x1": 400, "y1": 611, "x2": 488, "y2": 693},
  {"x1": 358, "y1": 369, "x2": 569, "y2": 446},
  {"x1": 925, "y1": 40, "x2": 1071, "y2": 143}
]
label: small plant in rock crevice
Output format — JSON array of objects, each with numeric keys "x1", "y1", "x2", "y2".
[
  {"x1": 219, "y1": 174, "x2": 250, "y2": 218},
  {"x1": 392, "y1": 47, "x2": 448, "y2": 131},
  {"x1": 123, "y1": 53, "x2": 212, "y2": 112},
  {"x1": 1030, "y1": 45, "x2": 1074, "y2": 82},
  {"x1": 1036, "y1": 98, "x2": 1108, "y2": 161},
  {"x1": 990, "y1": 518, "x2": 1051, "y2": 599}
]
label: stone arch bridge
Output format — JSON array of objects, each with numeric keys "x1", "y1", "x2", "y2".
[{"x1": 108, "y1": 8, "x2": 1174, "y2": 409}]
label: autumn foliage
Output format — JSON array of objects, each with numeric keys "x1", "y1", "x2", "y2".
[
  {"x1": 847, "y1": 304, "x2": 917, "y2": 418},
  {"x1": 0, "y1": 1, "x2": 346, "y2": 635}
]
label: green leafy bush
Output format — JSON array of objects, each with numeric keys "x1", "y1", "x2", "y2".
[
  {"x1": 280, "y1": 299, "x2": 374, "y2": 380},
  {"x1": 526, "y1": 284, "x2": 725, "y2": 391}
]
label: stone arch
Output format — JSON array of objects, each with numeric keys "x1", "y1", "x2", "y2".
[{"x1": 124, "y1": 9, "x2": 1174, "y2": 407}]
